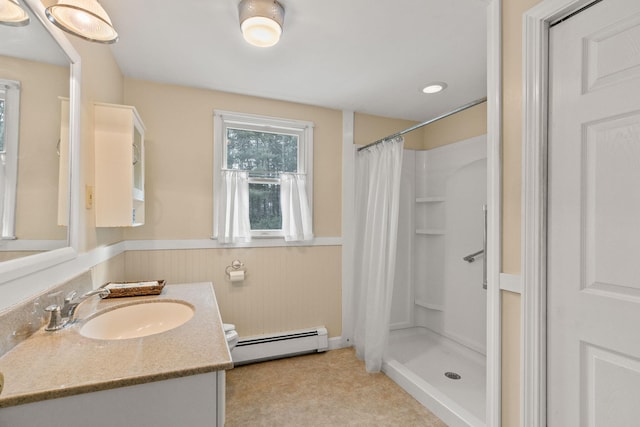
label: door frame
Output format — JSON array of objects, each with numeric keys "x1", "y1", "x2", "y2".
[{"x1": 521, "y1": 0, "x2": 599, "y2": 426}]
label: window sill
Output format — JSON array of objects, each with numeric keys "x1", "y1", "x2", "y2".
[
  {"x1": 212, "y1": 236, "x2": 306, "y2": 247},
  {"x1": 124, "y1": 238, "x2": 341, "y2": 251}
]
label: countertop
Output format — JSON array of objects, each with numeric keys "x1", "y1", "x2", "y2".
[{"x1": 0, "y1": 282, "x2": 233, "y2": 408}]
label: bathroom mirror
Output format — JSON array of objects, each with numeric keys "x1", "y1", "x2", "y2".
[{"x1": 0, "y1": 0, "x2": 80, "y2": 284}]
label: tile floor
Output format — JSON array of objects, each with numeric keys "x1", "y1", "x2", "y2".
[{"x1": 225, "y1": 347, "x2": 446, "y2": 426}]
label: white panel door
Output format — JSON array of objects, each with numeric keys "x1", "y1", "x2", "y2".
[{"x1": 548, "y1": 0, "x2": 640, "y2": 425}]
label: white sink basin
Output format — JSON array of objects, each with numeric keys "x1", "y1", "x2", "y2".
[{"x1": 80, "y1": 301, "x2": 194, "y2": 340}]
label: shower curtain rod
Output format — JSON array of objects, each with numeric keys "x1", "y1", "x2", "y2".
[{"x1": 357, "y1": 97, "x2": 488, "y2": 152}]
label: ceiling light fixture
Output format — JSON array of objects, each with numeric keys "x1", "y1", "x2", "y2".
[
  {"x1": 45, "y1": 0, "x2": 118, "y2": 44},
  {"x1": 422, "y1": 82, "x2": 448, "y2": 94},
  {"x1": 238, "y1": 0, "x2": 285, "y2": 48},
  {"x1": 0, "y1": 0, "x2": 30, "y2": 27}
]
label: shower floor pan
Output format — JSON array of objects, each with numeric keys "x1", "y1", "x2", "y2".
[{"x1": 383, "y1": 327, "x2": 486, "y2": 427}]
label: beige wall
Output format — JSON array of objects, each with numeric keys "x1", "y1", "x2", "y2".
[
  {"x1": 0, "y1": 56, "x2": 68, "y2": 241},
  {"x1": 69, "y1": 40, "x2": 125, "y2": 252},
  {"x1": 123, "y1": 78, "x2": 342, "y2": 239},
  {"x1": 501, "y1": 0, "x2": 542, "y2": 425},
  {"x1": 354, "y1": 112, "x2": 423, "y2": 150},
  {"x1": 422, "y1": 102, "x2": 487, "y2": 149}
]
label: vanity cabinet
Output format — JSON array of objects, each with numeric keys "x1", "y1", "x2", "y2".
[
  {"x1": 94, "y1": 102, "x2": 145, "y2": 227},
  {"x1": 0, "y1": 371, "x2": 226, "y2": 427},
  {"x1": 0, "y1": 282, "x2": 231, "y2": 426}
]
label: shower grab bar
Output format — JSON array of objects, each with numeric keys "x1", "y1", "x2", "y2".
[
  {"x1": 462, "y1": 205, "x2": 488, "y2": 290},
  {"x1": 463, "y1": 249, "x2": 484, "y2": 263}
]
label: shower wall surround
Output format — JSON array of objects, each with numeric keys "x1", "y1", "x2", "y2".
[{"x1": 391, "y1": 134, "x2": 487, "y2": 354}]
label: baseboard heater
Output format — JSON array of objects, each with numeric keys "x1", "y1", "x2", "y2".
[{"x1": 232, "y1": 326, "x2": 328, "y2": 366}]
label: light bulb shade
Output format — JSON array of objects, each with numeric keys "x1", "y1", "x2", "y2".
[
  {"x1": 0, "y1": 0, "x2": 30, "y2": 27},
  {"x1": 239, "y1": 0, "x2": 284, "y2": 47},
  {"x1": 45, "y1": 0, "x2": 118, "y2": 44}
]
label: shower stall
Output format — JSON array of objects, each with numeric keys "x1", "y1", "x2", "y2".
[{"x1": 383, "y1": 135, "x2": 487, "y2": 427}]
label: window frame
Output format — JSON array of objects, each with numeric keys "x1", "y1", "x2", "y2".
[
  {"x1": 213, "y1": 110, "x2": 314, "y2": 239},
  {"x1": 0, "y1": 79, "x2": 21, "y2": 240}
]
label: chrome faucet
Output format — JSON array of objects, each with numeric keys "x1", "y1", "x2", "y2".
[{"x1": 45, "y1": 288, "x2": 110, "y2": 331}]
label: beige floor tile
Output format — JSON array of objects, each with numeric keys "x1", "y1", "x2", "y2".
[{"x1": 226, "y1": 348, "x2": 446, "y2": 426}]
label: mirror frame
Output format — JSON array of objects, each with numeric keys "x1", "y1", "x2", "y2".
[{"x1": 0, "y1": 0, "x2": 81, "y2": 284}]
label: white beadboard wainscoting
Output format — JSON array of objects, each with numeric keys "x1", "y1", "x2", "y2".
[
  {"x1": 124, "y1": 245, "x2": 342, "y2": 339},
  {"x1": 1, "y1": 238, "x2": 343, "y2": 346}
]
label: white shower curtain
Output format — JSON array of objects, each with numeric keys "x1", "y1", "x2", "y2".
[
  {"x1": 280, "y1": 173, "x2": 313, "y2": 242},
  {"x1": 215, "y1": 170, "x2": 251, "y2": 243},
  {"x1": 353, "y1": 137, "x2": 404, "y2": 372}
]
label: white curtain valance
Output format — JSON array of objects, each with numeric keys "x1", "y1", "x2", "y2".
[
  {"x1": 280, "y1": 173, "x2": 313, "y2": 242},
  {"x1": 215, "y1": 170, "x2": 251, "y2": 244}
]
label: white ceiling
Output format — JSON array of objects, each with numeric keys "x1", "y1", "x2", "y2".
[{"x1": 100, "y1": 0, "x2": 487, "y2": 122}]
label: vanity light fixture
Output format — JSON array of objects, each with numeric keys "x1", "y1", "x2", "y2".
[
  {"x1": 45, "y1": 0, "x2": 118, "y2": 44},
  {"x1": 422, "y1": 82, "x2": 448, "y2": 94},
  {"x1": 238, "y1": 0, "x2": 285, "y2": 48},
  {"x1": 0, "y1": 0, "x2": 30, "y2": 27}
]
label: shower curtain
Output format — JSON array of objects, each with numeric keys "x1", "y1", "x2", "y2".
[{"x1": 353, "y1": 137, "x2": 404, "y2": 372}]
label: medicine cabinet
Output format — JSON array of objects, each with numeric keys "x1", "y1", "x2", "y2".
[{"x1": 94, "y1": 102, "x2": 145, "y2": 227}]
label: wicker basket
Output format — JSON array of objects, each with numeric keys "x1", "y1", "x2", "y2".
[{"x1": 101, "y1": 280, "x2": 166, "y2": 298}]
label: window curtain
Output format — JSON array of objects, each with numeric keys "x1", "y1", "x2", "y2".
[
  {"x1": 215, "y1": 170, "x2": 251, "y2": 243},
  {"x1": 0, "y1": 154, "x2": 5, "y2": 234},
  {"x1": 353, "y1": 137, "x2": 404, "y2": 372},
  {"x1": 280, "y1": 173, "x2": 313, "y2": 242}
]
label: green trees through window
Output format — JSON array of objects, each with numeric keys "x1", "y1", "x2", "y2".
[
  {"x1": 226, "y1": 128, "x2": 299, "y2": 230},
  {"x1": 226, "y1": 128, "x2": 298, "y2": 173}
]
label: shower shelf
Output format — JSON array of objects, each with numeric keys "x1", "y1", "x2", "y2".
[
  {"x1": 416, "y1": 196, "x2": 445, "y2": 203},
  {"x1": 416, "y1": 229, "x2": 446, "y2": 235},
  {"x1": 414, "y1": 299, "x2": 443, "y2": 311}
]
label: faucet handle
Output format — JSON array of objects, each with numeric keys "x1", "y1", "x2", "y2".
[
  {"x1": 44, "y1": 305, "x2": 65, "y2": 331},
  {"x1": 64, "y1": 291, "x2": 78, "y2": 304}
]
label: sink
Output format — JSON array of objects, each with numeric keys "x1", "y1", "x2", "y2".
[{"x1": 80, "y1": 301, "x2": 194, "y2": 340}]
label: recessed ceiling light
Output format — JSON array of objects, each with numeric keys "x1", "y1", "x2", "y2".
[{"x1": 422, "y1": 82, "x2": 448, "y2": 94}]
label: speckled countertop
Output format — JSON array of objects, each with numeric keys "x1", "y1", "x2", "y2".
[{"x1": 0, "y1": 282, "x2": 233, "y2": 408}]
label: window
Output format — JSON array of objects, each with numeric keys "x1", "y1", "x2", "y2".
[
  {"x1": 213, "y1": 110, "x2": 313, "y2": 239},
  {"x1": 0, "y1": 80, "x2": 21, "y2": 239}
]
